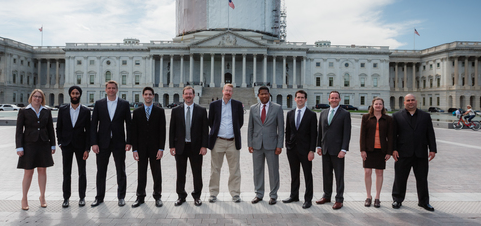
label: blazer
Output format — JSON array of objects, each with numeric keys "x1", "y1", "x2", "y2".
[
  {"x1": 169, "y1": 103, "x2": 208, "y2": 155},
  {"x1": 56, "y1": 104, "x2": 91, "y2": 151},
  {"x1": 285, "y1": 108, "x2": 317, "y2": 154},
  {"x1": 247, "y1": 102, "x2": 284, "y2": 150},
  {"x1": 392, "y1": 108, "x2": 437, "y2": 158},
  {"x1": 15, "y1": 107, "x2": 56, "y2": 148},
  {"x1": 90, "y1": 98, "x2": 131, "y2": 149},
  {"x1": 208, "y1": 99, "x2": 244, "y2": 150},
  {"x1": 359, "y1": 114, "x2": 393, "y2": 155},
  {"x1": 131, "y1": 105, "x2": 166, "y2": 152},
  {"x1": 317, "y1": 107, "x2": 351, "y2": 155}
]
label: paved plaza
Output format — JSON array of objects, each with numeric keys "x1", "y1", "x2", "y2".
[{"x1": 0, "y1": 109, "x2": 481, "y2": 225}]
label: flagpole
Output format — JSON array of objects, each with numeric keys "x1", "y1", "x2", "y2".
[
  {"x1": 413, "y1": 27, "x2": 415, "y2": 50},
  {"x1": 41, "y1": 25, "x2": 43, "y2": 46},
  {"x1": 228, "y1": 6, "x2": 230, "y2": 30}
]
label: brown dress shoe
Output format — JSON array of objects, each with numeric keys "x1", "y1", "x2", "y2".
[
  {"x1": 332, "y1": 202, "x2": 343, "y2": 209},
  {"x1": 373, "y1": 199, "x2": 380, "y2": 208},
  {"x1": 315, "y1": 198, "x2": 331, "y2": 205},
  {"x1": 251, "y1": 197, "x2": 263, "y2": 204},
  {"x1": 364, "y1": 198, "x2": 372, "y2": 207}
]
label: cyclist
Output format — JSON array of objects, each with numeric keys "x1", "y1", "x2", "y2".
[{"x1": 463, "y1": 105, "x2": 476, "y2": 127}]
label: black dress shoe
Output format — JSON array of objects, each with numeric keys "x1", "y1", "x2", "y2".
[
  {"x1": 118, "y1": 199, "x2": 125, "y2": 206},
  {"x1": 418, "y1": 203, "x2": 434, "y2": 211},
  {"x1": 251, "y1": 197, "x2": 263, "y2": 204},
  {"x1": 79, "y1": 198, "x2": 85, "y2": 207},
  {"x1": 131, "y1": 198, "x2": 144, "y2": 208},
  {"x1": 268, "y1": 198, "x2": 277, "y2": 205},
  {"x1": 91, "y1": 199, "x2": 103, "y2": 207},
  {"x1": 302, "y1": 201, "x2": 312, "y2": 209},
  {"x1": 174, "y1": 198, "x2": 186, "y2": 206},
  {"x1": 282, "y1": 197, "x2": 299, "y2": 203},
  {"x1": 155, "y1": 199, "x2": 163, "y2": 207},
  {"x1": 62, "y1": 199, "x2": 69, "y2": 208},
  {"x1": 194, "y1": 198, "x2": 202, "y2": 206},
  {"x1": 392, "y1": 201, "x2": 402, "y2": 209}
]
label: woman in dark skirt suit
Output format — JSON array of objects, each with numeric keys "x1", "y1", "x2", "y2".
[
  {"x1": 16, "y1": 89, "x2": 56, "y2": 210},
  {"x1": 359, "y1": 97, "x2": 392, "y2": 208}
]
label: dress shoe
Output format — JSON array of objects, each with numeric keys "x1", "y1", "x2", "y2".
[
  {"x1": 251, "y1": 197, "x2": 263, "y2": 204},
  {"x1": 418, "y1": 203, "x2": 434, "y2": 211},
  {"x1": 232, "y1": 195, "x2": 241, "y2": 203},
  {"x1": 268, "y1": 198, "x2": 277, "y2": 205},
  {"x1": 194, "y1": 198, "x2": 202, "y2": 206},
  {"x1": 79, "y1": 198, "x2": 86, "y2": 207},
  {"x1": 131, "y1": 198, "x2": 144, "y2": 208},
  {"x1": 364, "y1": 198, "x2": 372, "y2": 207},
  {"x1": 118, "y1": 199, "x2": 125, "y2": 206},
  {"x1": 302, "y1": 201, "x2": 312, "y2": 209},
  {"x1": 392, "y1": 201, "x2": 402, "y2": 209},
  {"x1": 155, "y1": 199, "x2": 163, "y2": 207},
  {"x1": 62, "y1": 199, "x2": 69, "y2": 208},
  {"x1": 332, "y1": 202, "x2": 343, "y2": 210},
  {"x1": 373, "y1": 199, "x2": 380, "y2": 208},
  {"x1": 315, "y1": 197, "x2": 331, "y2": 205},
  {"x1": 209, "y1": 196, "x2": 217, "y2": 203},
  {"x1": 174, "y1": 198, "x2": 186, "y2": 206},
  {"x1": 91, "y1": 199, "x2": 103, "y2": 207},
  {"x1": 282, "y1": 197, "x2": 299, "y2": 203}
]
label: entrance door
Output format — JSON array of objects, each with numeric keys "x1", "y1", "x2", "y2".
[{"x1": 225, "y1": 73, "x2": 232, "y2": 84}]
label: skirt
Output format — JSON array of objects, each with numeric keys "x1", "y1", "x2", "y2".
[
  {"x1": 17, "y1": 138, "x2": 54, "y2": 169},
  {"x1": 363, "y1": 149, "x2": 386, "y2": 170}
]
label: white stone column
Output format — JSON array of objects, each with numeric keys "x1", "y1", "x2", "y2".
[
  {"x1": 221, "y1": 53, "x2": 225, "y2": 86},
  {"x1": 394, "y1": 62, "x2": 398, "y2": 90},
  {"x1": 169, "y1": 55, "x2": 174, "y2": 87},
  {"x1": 412, "y1": 63, "x2": 417, "y2": 90},
  {"x1": 263, "y1": 55, "x2": 267, "y2": 85},
  {"x1": 180, "y1": 55, "x2": 184, "y2": 87},
  {"x1": 454, "y1": 57, "x2": 459, "y2": 87},
  {"x1": 242, "y1": 54, "x2": 246, "y2": 87},
  {"x1": 272, "y1": 56, "x2": 277, "y2": 87},
  {"x1": 63, "y1": 57, "x2": 68, "y2": 85},
  {"x1": 292, "y1": 57, "x2": 297, "y2": 88},
  {"x1": 55, "y1": 59, "x2": 59, "y2": 88},
  {"x1": 150, "y1": 55, "x2": 154, "y2": 85},
  {"x1": 253, "y1": 54, "x2": 257, "y2": 86},
  {"x1": 404, "y1": 63, "x2": 408, "y2": 91},
  {"x1": 465, "y1": 57, "x2": 469, "y2": 88},
  {"x1": 232, "y1": 54, "x2": 236, "y2": 86},
  {"x1": 159, "y1": 55, "x2": 164, "y2": 87},
  {"x1": 37, "y1": 59, "x2": 41, "y2": 86},
  {"x1": 189, "y1": 54, "x2": 194, "y2": 84},
  {"x1": 199, "y1": 54, "x2": 204, "y2": 86},
  {"x1": 210, "y1": 54, "x2": 215, "y2": 87},
  {"x1": 282, "y1": 56, "x2": 287, "y2": 88},
  {"x1": 302, "y1": 57, "x2": 306, "y2": 87},
  {"x1": 46, "y1": 59, "x2": 51, "y2": 87},
  {"x1": 475, "y1": 57, "x2": 479, "y2": 88},
  {"x1": 96, "y1": 57, "x2": 101, "y2": 86}
]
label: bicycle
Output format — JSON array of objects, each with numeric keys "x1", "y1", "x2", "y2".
[{"x1": 453, "y1": 115, "x2": 480, "y2": 131}]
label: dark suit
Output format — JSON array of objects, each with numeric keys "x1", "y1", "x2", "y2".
[
  {"x1": 285, "y1": 108, "x2": 317, "y2": 202},
  {"x1": 208, "y1": 99, "x2": 243, "y2": 150},
  {"x1": 392, "y1": 108, "x2": 437, "y2": 205},
  {"x1": 56, "y1": 104, "x2": 90, "y2": 200},
  {"x1": 169, "y1": 103, "x2": 208, "y2": 199},
  {"x1": 317, "y1": 107, "x2": 351, "y2": 203},
  {"x1": 131, "y1": 105, "x2": 166, "y2": 200},
  {"x1": 90, "y1": 97, "x2": 131, "y2": 200}
]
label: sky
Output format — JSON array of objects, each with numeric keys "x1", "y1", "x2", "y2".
[{"x1": 0, "y1": 0, "x2": 480, "y2": 50}]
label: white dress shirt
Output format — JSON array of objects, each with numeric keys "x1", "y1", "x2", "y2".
[
  {"x1": 218, "y1": 98, "x2": 234, "y2": 139},
  {"x1": 107, "y1": 96, "x2": 118, "y2": 121},
  {"x1": 295, "y1": 105, "x2": 307, "y2": 127},
  {"x1": 259, "y1": 101, "x2": 270, "y2": 117},
  {"x1": 70, "y1": 103, "x2": 80, "y2": 127}
]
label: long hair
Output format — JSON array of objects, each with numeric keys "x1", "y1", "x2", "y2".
[
  {"x1": 28, "y1": 89, "x2": 46, "y2": 106},
  {"x1": 368, "y1": 97, "x2": 386, "y2": 116}
]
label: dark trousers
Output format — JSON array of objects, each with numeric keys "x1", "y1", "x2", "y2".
[
  {"x1": 287, "y1": 150, "x2": 313, "y2": 202},
  {"x1": 136, "y1": 148, "x2": 162, "y2": 200},
  {"x1": 322, "y1": 153, "x2": 345, "y2": 203},
  {"x1": 61, "y1": 145, "x2": 87, "y2": 200},
  {"x1": 392, "y1": 155, "x2": 430, "y2": 205},
  {"x1": 175, "y1": 143, "x2": 203, "y2": 199},
  {"x1": 95, "y1": 141, "x2": 126, "y2": 200}
]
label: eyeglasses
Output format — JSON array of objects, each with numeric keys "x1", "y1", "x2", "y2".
[{"x1": 33, "y1": 95, "x2": 43, "y2": 99}]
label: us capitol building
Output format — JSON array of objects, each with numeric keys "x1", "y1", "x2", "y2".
[{"x1": 1, "y1": 0, "x2": 480, "y2": 111}]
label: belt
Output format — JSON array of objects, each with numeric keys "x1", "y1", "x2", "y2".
[{"x1": 218, "y1": 137, "x2": 234, "y2": 141}]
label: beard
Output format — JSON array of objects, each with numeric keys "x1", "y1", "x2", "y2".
[{"x1": 70, "y1": 97, "x2": 80, "y2": 104}]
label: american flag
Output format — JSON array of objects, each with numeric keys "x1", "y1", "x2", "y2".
[
  {"x1": 229, "y1": 0, "x2": 235, "y2": 9},
  {"x1": 39, "y1": 27, "x2": 43, "y2": 32},
  {"x1": 414, "y1": 28, "x2": 420, "y2": 36}
]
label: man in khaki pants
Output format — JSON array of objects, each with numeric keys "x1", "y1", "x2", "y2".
[{"x1": 207, "y1": 84, "x2": 244, "y2": 203}]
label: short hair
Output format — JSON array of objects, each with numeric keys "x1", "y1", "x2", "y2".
[
  {"x1": 183, "y1": 86, "x2": 195, "y2": 95},
  {"x1": 258, "y1": 86, "x2": 270, "y2": 95},
  {"x1": 295, "y1": 90, "x2": 307, "y2": 99},
  {"x1": 368, "y1": 97, "x2": 387, "y2": 116},
  {"x1": 105, "y1": 80, "x2": 118, "y2": 88},
  {"x1": 467, "y1": 105, "x2": 472, "y2": 108},
  {"x1": 223, "y1": 84, "x2": 234, "y2": 90},
  {"x1": 28, "y1": 89, "x2": 46, "y2": 106},
  {"x1": 142, "y1": 87, "x2": 154, "y2": 95},
  {"x1": 329, "y1": 90, "x2": 340, "y2": 98}
]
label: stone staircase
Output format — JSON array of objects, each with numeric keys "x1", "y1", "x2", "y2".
[{"x1": 199, "y1": 87, "x2": 258, "y2": 109}]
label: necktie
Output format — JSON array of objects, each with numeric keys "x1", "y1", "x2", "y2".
[
  {"x1": 145, "y1": 107, "x2": 150, "y2": 121},
  {"x1": 328, "y1": 109, "x2": 335, "y2": 125},
  {"x1": 296, "y1": 109, "x2": 301, "y2": 129},
  {"x1": 186, "y1": 106, "x2": 191, "y2": 141},
  {"x1": 261, "y1": 104, "x2": 266, "y2": 124}
]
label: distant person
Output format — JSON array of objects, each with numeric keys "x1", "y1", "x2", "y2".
[
  {"x1": 463, "y1": 105, "x2": 476, "y2": 127},
  {"x1": 359, "y1": 97, "x2": 392, "y2": 208},
  {"x1": 16, "y1": 89, "x2": 56, "y2": 210}
]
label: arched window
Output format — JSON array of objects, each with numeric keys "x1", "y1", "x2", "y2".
[
  {"x1": 344, "y1": 73, "x2": 350, "y2": 87},
  {"x1": 105, "y1": 71, "x2": 111, "y2": 82}
]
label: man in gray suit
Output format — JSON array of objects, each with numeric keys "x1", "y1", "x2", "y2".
[
  {"x1": 248, "y1": 86, "x2": 284, "y2": 205},
  {"x1": 316, "y1": 91, "x2": 351, "y2": 210}
]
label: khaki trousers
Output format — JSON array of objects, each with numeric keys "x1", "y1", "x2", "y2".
[{"x1": 209, "y1": 138, "x2": 241, "y2": 197}]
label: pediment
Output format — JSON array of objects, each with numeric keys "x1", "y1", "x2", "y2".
[{"x1": 190, "y1": 31, "x2": 266, "y2": 48}]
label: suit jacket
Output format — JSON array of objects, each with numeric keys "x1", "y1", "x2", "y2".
[
  {"x1": 285, "y1": 108, "x2": 317, "y2": 154},
  {"x1": 247, "y1": 102, "x2": 284, "y2": 150},
  {"x1": 317, "y1": 107, "x2": 351, "y2": 155},
  {"x1": 169, "y1": 103, "x2": 208, "y2": 155},
  {"x1": 90, "y1": 97, "x2": 131, "y2": 149},
  {"x1": 15, "y1": 107, "x2": 56, "y2": 148},
  {"x1": 131, "y1": 105, "x2": 166, "y2": 152},
  {"x1": 359, "y1": 114, "x2": 393, "y2": 155},
  {"x1": 56, "y1": 104, "x2": 91, "y2": 151},
  {"x1": 208, "y1": 99, "x2": 244, "y2": 150},
  {"x1": 392, "y1": 108, "x2": 437, "y2": 158}
]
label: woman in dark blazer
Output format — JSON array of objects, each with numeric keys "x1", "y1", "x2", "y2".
[
  {"x1": 16, "y1": 89, "x2": 56, "y2": 210},
  {"x1": 359, "y1": 97, "x2": 392, "y2": 208}
]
